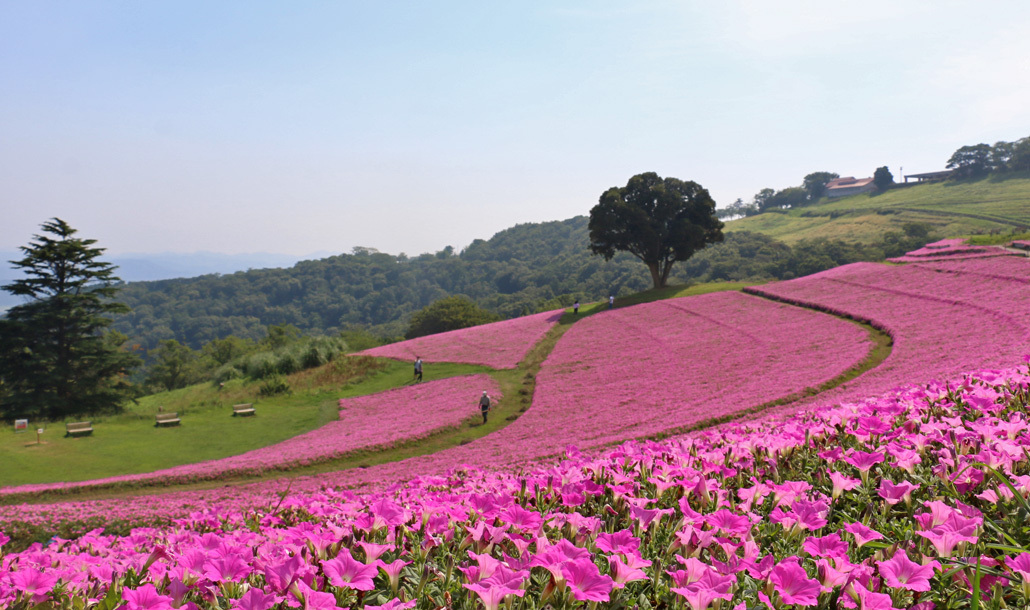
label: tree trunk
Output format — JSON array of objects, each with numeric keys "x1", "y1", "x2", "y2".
[{"x1": 647, "y1": 262, "x2": 665, "y2": 289}]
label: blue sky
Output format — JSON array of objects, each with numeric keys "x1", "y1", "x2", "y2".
[{"x1": 2, "y1": 1, "x2": 1029, "y2": 258}]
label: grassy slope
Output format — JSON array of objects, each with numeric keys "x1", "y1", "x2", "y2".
[
  {"x1": 0, "y1": 359, "x2": 492, "y2": 487},
  {"x1": 727, "y1": 172, "x2": 1030, "y2": 244}
]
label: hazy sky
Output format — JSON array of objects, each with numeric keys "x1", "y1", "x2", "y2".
[{"x1": 3, "y1": 1, "x2": 1029, "y2": 258}]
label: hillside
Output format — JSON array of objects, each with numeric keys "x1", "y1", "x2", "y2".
[
  {"x1": 727, "y1": 172, "x2": 1030, "y2": 243},
  {"x1": 3, "y1": 254, "x2": 1030, "y2": 609}
]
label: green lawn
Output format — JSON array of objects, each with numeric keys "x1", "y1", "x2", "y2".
[
  {"x1": 727, "y1": 172, "x2": 1030, "y2": 244},
  {"x1": 0, "y1": 359, "x2": 491, "y2": 487}
]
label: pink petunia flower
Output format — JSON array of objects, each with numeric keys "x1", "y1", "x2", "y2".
[
  {"x1": 827, "y1": 469, "x2": 862, "y2": 500},
  {"x1": 843, "y1": 450, "x2": 885, "y2": 473},
  {"x1": 377, "y1": 558, "x2": 410, "y2": 592},
  {"x1": 1007, "y1": 552, "x2": 1030, "y2": 581},
  {"x1": 594, "y1": 529, "x2": 640, "y2": 555},
  {"x1": 609, "y1": 554, "x2": 650, "y2": 588},
  {"x1": 843, "y1": 522, "x2": 885, "y2": 547},
  {"x1": 322, "y1": 550, "x2": 378, "y2": 591},
  {"x1": 802, "y1": 532, "x2": 849, "y2": 559},
  {"x1": 232, "y1": 588, "x2": 277, "y2": 610},
  {"x1": 877, "y1": 549, "x2": 940, "y2": 592},
  {"x1": 562, "y1": 558, "x2": 615, "y2": 602},
  {"x1": 357, "y1": 541, "x2": 394, "y2": 563},
  {"x1": 768, "y1": 557, "x2": 821, "y2": 606},
  {"x1": 203, "y1": 554, "x2": 252, "y2": 583},
  {"x1": 854, "y1": 584, "x2": 901, "y2": 609},
  {"x1": 293, "y1": 582, "x2": 346, "y2": 610},
  {"x1": 10, "y1": 569, "x2": 60, "y2": 600},
  {"x1": 671, "y1": 569, "x2": 735, "y2": 610},
  {"x1": 122, "y1": 584, "x2": 175, "y2": 610},
  {"x1": 878, "y1": 479, "x2": 920, "y2": 506},
  {"x1": 463, "y1": 564, "x2": 528, "y2": 610}
]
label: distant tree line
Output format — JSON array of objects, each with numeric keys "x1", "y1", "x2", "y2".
[
  {"x1": 716, "y1": 171, "x2": 845, "y2": 219},
  {"x1": 946, "y1": 135, "x2": 1030, "y2": 178},
  {"x1": 717, "y1": 167, "x2": 900, "y2": 221}
]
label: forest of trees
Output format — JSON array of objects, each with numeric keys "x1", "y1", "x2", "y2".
[{"x1": 111, "y1": 217, "x2": 934, "y2": 355}]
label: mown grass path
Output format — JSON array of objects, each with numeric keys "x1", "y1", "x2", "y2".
[{"x1": 1, "y1": 280, "x2": 892, "y2": 505}]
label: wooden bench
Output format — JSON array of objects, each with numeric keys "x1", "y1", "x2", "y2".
[
  {"x1": 232, "y1": 403, "x2": 255, "y2": 417},
  {"x1": 155, "y1": 412, "x2": 181, "y2": 427},
  {"x1": 66, "y1": 421, "x2": 93, "y2": 437}
]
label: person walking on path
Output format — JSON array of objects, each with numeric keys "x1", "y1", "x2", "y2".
[
  {"x1": 414, "y1": 357, "x2": 423, "y2": 383},
  {"x1": 479, "y1": 390, "x2": 491, "y2": 424},
  {"x1": 608, "y1": 295, "x2": 614, "y2": 309},
  {"x1": 573, "y1": 299, "x2": 579, "y2": 315}
]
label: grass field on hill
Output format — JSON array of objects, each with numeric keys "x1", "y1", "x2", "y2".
[
  {"x1": 0, "y1": 359, "x2": 492, "y2": 487},
  {"x1": 727, "y1": 172, "x2": 1030, "y2": 243}
]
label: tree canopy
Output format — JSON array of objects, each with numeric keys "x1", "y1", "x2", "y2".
[
  {"x1": 947, "y1": 143, "x2": 993, "y2": 178},
  {"x1": 405, "y1": 295, "x2": 502, "y2": 339},
  {"x1": 873, "y1": 166, "x2": 894, "y2": 191},
  {"x1": 803, "y1": 172, "x2": 840, "y2": 201},
  {"x1": 0, "y1": 218, "x2": 140, "y2": 420},
  {"x1": 588, "y1": 172, "x2": 724, "y2": 289}
]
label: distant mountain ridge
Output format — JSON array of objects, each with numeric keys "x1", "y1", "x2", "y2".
[{"x1": 0, "y1": 250, "x2": 330, "y2": 310}]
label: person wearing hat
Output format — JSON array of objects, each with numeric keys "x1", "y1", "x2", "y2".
[{"x1": 479, "y1": 390, "x2": 491, "y2": 424}]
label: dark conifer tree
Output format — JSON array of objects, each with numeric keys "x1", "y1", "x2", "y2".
[{"x1": 0, "y1": 218, "x2": 139, "y2": 420}]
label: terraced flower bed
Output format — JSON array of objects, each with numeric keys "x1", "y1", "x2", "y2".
[
  {"x1": 360, "y1": 310, "x2": 564, "y2": 369},
  {"x1": 745, "y1": 259, "x2": 1030, "y2": 420},
  {"x1": 886, "y1": 238, "x2": 1015, "y2": 263},
  {"x1": 516, "y1": 291, "x2": 871, "y2": 448},
  {"x1": 3, "y1": 360, "x2": 1030, "y2": 609}
]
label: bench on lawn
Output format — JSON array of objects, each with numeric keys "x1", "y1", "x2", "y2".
[
  {"x1": 232, "y1": 403, "x2": 255, "y2": 417},
  {"x1": 66, "y1": 421, "x2": 93, "y2": 437},
  {"x1": 155, "y1": 412, "x2": 181, "y2": 427}
]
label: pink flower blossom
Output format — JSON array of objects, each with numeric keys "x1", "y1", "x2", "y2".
[
  {"x1": 122, "y1": 584, "x2": 175, "y2": 610},
  {"x1": 768, "y1": 558, "x2": 821, "y2": 606},
  {"x1": 671, "y1": 568, "x2": 735, "y2": 610},
  {"x1": 843, "y1": 522, "x2": 885, "y2": 547},
  {"x1": 877, "y1": 549, "x2": 940, "y2": 592},
  {"x1": 232, "y1": 588, "x2": 277, "y2": 610},
  {"x1": 322, "y1": 551, "x2": 378, "y2": 591},
  {"x1": 802, "y1": 532, "x2": 849, "y2": 559},
  {"x1": 562, "y1": 558, "x2": 615, "y2": 602},
  {"x1": 878, "y1": 479, "x2": 920, "y2": 505}
]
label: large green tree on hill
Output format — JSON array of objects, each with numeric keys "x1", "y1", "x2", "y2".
[
  {"x1": 588, "y1": 172, "x2": 724, "y2": 289},
  {"x1": 0, "y1": 218, "x2": 140, "y2": 421}
]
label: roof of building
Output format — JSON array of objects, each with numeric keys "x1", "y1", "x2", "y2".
[
  {"x1": 826, "y1": 177, "x2": 874, "y2": 190},
  {"x1": 904, "y1": 170, "x2": 953, "y2": 179}
]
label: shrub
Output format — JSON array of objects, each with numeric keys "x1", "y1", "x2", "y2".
[{"x1": 258, "y1": 375, "x2": 290, "y2": 397}]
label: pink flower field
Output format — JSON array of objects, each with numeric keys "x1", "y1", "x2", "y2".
[
  {"x1": 0, "y1": 375, "x2": 499, "y2": 497},
  {"x1": 886, "y1": 238, "x2": 1015, "y2": 263},
  {"x1": 910, "y1": 255, "x2": 1030, "y2": 284},
  {"x1": 359, "y1": 309, "x2": 564, "y2": 369},
  {"x1": 745, "y1": 258, "x2": 1030, "y2": 420},
  {"x1": 511, "y1": 291, "x2": 870, "y2": 448},
  {"x1": 3, "y1": 359, "x2": 1030, "y2": 609}
]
